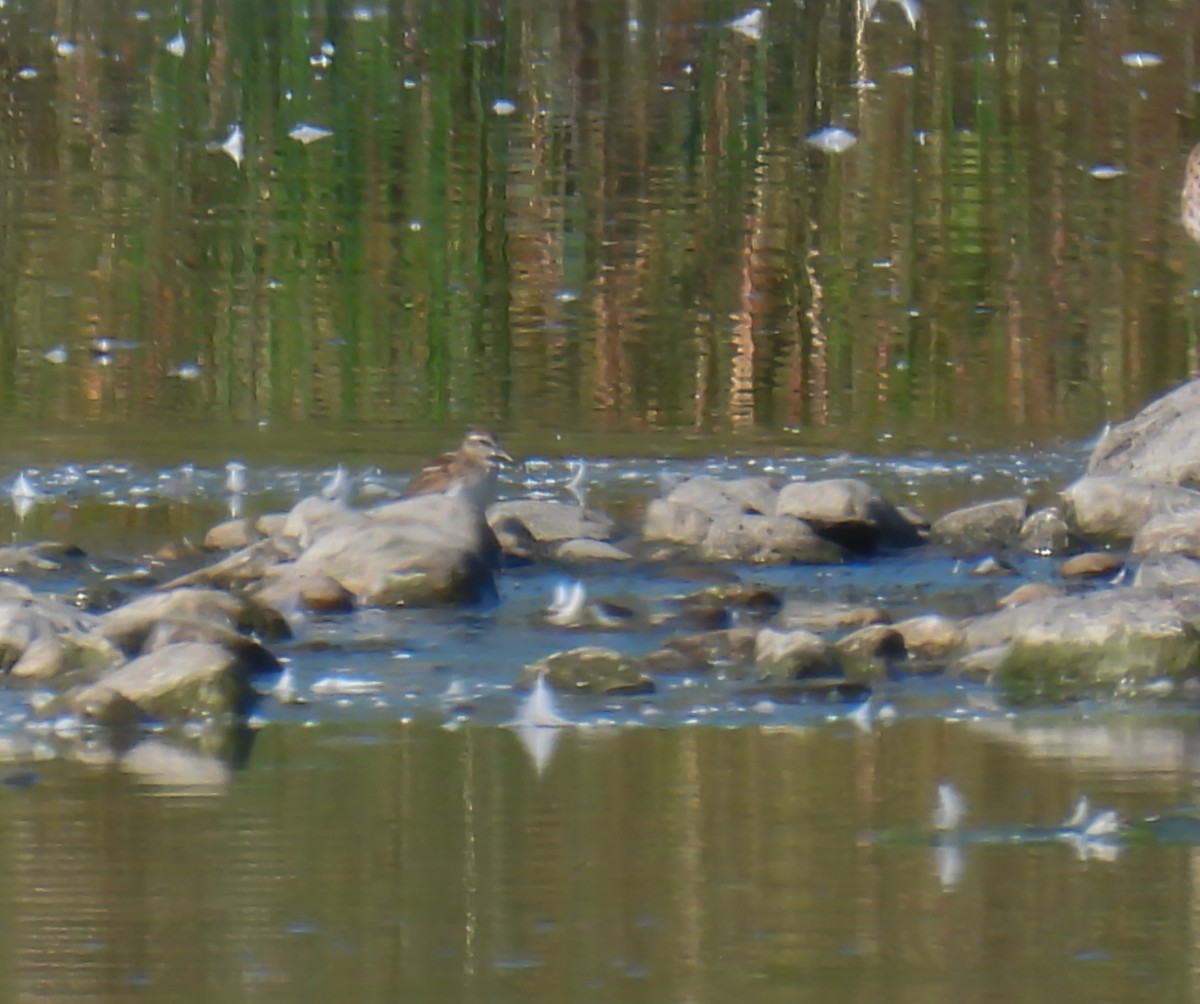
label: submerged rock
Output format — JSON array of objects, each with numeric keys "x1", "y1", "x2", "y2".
[{"x1": 520, "y1": 647, "x2": 655, "y2": 695}]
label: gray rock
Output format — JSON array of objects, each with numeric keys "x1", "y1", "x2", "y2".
[
  {"x1": 98, "y1": 588, "x2": 290, "y2": 655},
  {"x1": 280, "y1": 496, "x2": 360, "y2": 548},
  {"x1": 931, "y1": 497, "x2": 1027, "y2": 553},
  {"x1": 252, "y1": 571, "x2": 356, "y2": 615},
  {"x1": 754, "y1": 627, "x2": 842, "y2": 681},
  {"x1": 642, "y1": 477, "x2": 777, "y2": 548},
  {"x1": 962, "y1": 589, "x2": 1200, "y2": 701},
  {"x1": 893, "y1": 614, "x2": 962, "y2": 658},
  {"x1": 204, "y1": 518, "x2": 259, "y2": 551},
  {"x1": 0, "y1": 598, "x2": 116, "y2": 680},
  {"x1": 488, "y1": 499, "x2": 614, "y2": 543},
  {"x1": 1019, "y1": 506, "x2": 1074, "y2": 556},
  {"x1": 1061, "y1": 475, "x2": 1200, "y2": 541},
  {"x1": 667, "y1": 476, "x2": 777, "y2": 517},
  {"x1": 161, "y1": 537, "x2": 300, "y2": 591},
  {"x1": 553, "y1": 539, "x2": 632, "y2": 562},
  {"x1": 775, "y1": 599, "x2": 890, "y2": 633},
  {"x1": 1133, "y1": 554, "x2": 1200, "y2": 588},
  {"x1": 1131, "y1": 510, "x2": 1200, "y2": 562},
  {"x1": 290, "y1": 497, "x2": 496, "y2": 606},
  {"x1": 642, "y1": 499, "x2": 714, "y2": 546},
  {"x1": 700, "y1": 513, "x2": 844, "y2": 564},
  {"x1": 68, "y1": 641, "x2": 262, "y2": 722},
  {"x1": 776, "y1": 478, "x2": 922, "y2": 552},
  {"x1": 1087, "y1": 377, "x2": 1200, "y2": 486}
]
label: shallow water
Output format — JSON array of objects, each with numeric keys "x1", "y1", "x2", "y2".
[{"x1": 2, "y1": 0, "x2": 1200, "y2": 998}]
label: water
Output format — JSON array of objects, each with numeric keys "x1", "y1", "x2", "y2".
[{"x1": 2, "y1": 0, "x2": 1200, "y2": 999}]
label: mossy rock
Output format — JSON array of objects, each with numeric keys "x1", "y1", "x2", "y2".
[{"x1": 520, "y1": 647, "x2": 655, "y2": 695}]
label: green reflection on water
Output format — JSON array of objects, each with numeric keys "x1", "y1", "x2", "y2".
[{"x1": 0, "y1": 0, "x2": 1197, "y2": 462}]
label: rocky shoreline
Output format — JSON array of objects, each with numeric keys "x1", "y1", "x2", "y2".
[{"x1": 4, "y1": 377, "x2": 1200, "y2": 755}]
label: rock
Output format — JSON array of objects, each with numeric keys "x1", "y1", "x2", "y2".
[
  {"x1": 0, "y1": 598, "x2": 117, "y2": 680},
  {"x1": 1060, "y1": 552, "x2": 1123, "y2": 579},
  {"x1": 286, "y1": 494, "x2": 499, "y2": 606},
  {"x1": 1020, "y1": 506, "x2": 1074, "y2": 556},
  {"x1": 553, "y1": 539, "x2": 632, "y2": 562},
  {"x1": 280, "y1": 496, "x2": 360, "y2": 548},
  {"x1": 98, "y1": 588, "x2": 291, "y2": 656},
  {"x1": 488, "y1": 499, "x2": 614, "y2": 543},
  {"x1": 1087, "y1": 377, "x2": 1200, "y2": 486},
  {"x1": 776, "y1": 478, "x2": 922, "y2": 552},
  {"x1": 836, "y1": 624, "x2": 906, "y2": 681},
  {"x1": 644, "y1": 628, "x2": 757, "y2": 674},
  {"x1": 642, "y1": 499, "x2": 712, "y2": 546},
  {"x1": 962, "y1": 589, "x2": 1200, "y2": 702},
  {"x1": 931, "y1": 498, "x2": 1027, "y2": 553},
  {"x1": 775, "y1": 599, "x2": 890, "y2": 633},
  {"x1": 971, "y1": 555, "x2": 1017, "y2": 576},
  {"x1": 161, "y1": 537, "x2": 300, "y2": 591},
  {"x1": 667, "y1": 476, "x2": 777, "y2": 517},
  {"x1": 700, "y1": 513, "x2": 844, "y2": 564},
  {"x1": 519, "y1": 647, "x2": 655, "y2": 695},
  {"x1": 754, "y1": 627, "x2": 842, "y2": 682},
  {"x1": 204, "y1": 518, "x2": 259, "y2": 551},
  {"x1": 893, "y1": 614, "x2": 962, "y2": 658},
  {"x1": 642, "y1": 477, "x2": 777, "y2": 548},
  {"x1": 1133, "y1": 554, "x2": 1200, "y2": 588},
  {"x1": 255, "y1": 512, "x2": 289, "y2": 538},
  {"x1": 997, "y1": 582, "x2": 1065, "y2": 609},
  {"x1": 1131, "y1": 510, "x2": 1200, "y2": 562},
  {"x1": 68, "y1": 641, "x2": 264, "y2": 722},
  {"x1": 1061, "y1": 475, "x2": 1200, "y2": 541},
  {"x1": 253, "y1": 571, "x2": 356, "y2": 614}
]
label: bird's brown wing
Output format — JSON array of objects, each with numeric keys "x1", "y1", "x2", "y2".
[{"x1": 400, "y1": 452, "x2": 456, "y2": 497}]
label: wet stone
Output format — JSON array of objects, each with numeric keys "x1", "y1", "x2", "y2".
[
  {"x1": 998, "y1": 582, "x2": 1065, "y2": 609},
  {"x1": 1061, "y1": 475, "x2": 1200, "y2": 542},
  {"x1": 930, "y1": 497, "x2": 1027, "y2": 554},
  {"x1": 892, "y1": 614, "x2": 962, "y2": 659},
  {"x1": 1020, "y1": 506, "x2": 1073, "y2": 556},
  {"x1": 520, "y1": 647, "x2": 656, "y2": 695},
  {"x1": 204, "y1": 518, "x2": 260, "y2": 551},
  {"x1": 1060, "y1": 552, "x2": 1123, "y2": 579},
  {"x1": 836, "y1": 624, "x2": 906, "y2": 682},
  {"x1": 775, "y1": 478, "x2": 922, "y2": 553},
  {"x1": 775, "y1": 599, "x2": 890, "y2": 633},
  {"x1": 553, "y1": 539, "x2": 632, "y2": 562},
  {"x1": 753, "y1": 627, "x2": 842, "y2": 682}
]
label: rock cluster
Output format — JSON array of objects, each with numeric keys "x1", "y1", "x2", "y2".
[{"x1": 6, "y1": 377, "x2": 1200, "y2": 770}]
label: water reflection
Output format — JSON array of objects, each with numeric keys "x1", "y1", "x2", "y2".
[
  {"x1": 0, "y1": 0, "x2": 1197, "y2": 458},
  {"x1": 0, "y1": 720, "x2": 1195, "y2": 1001}
]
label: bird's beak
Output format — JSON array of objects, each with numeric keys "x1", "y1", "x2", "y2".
[{"x1": 495, "y1": 447, "x2": 515, "y2": 465}]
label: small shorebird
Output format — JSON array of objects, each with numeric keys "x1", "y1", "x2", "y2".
[
  {"x1": 401, "y1": 429, "x2": 514, "y2": 510},
  {"x1": 1183, "y1": 141, "x2": 1200, "y2": 245}
]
